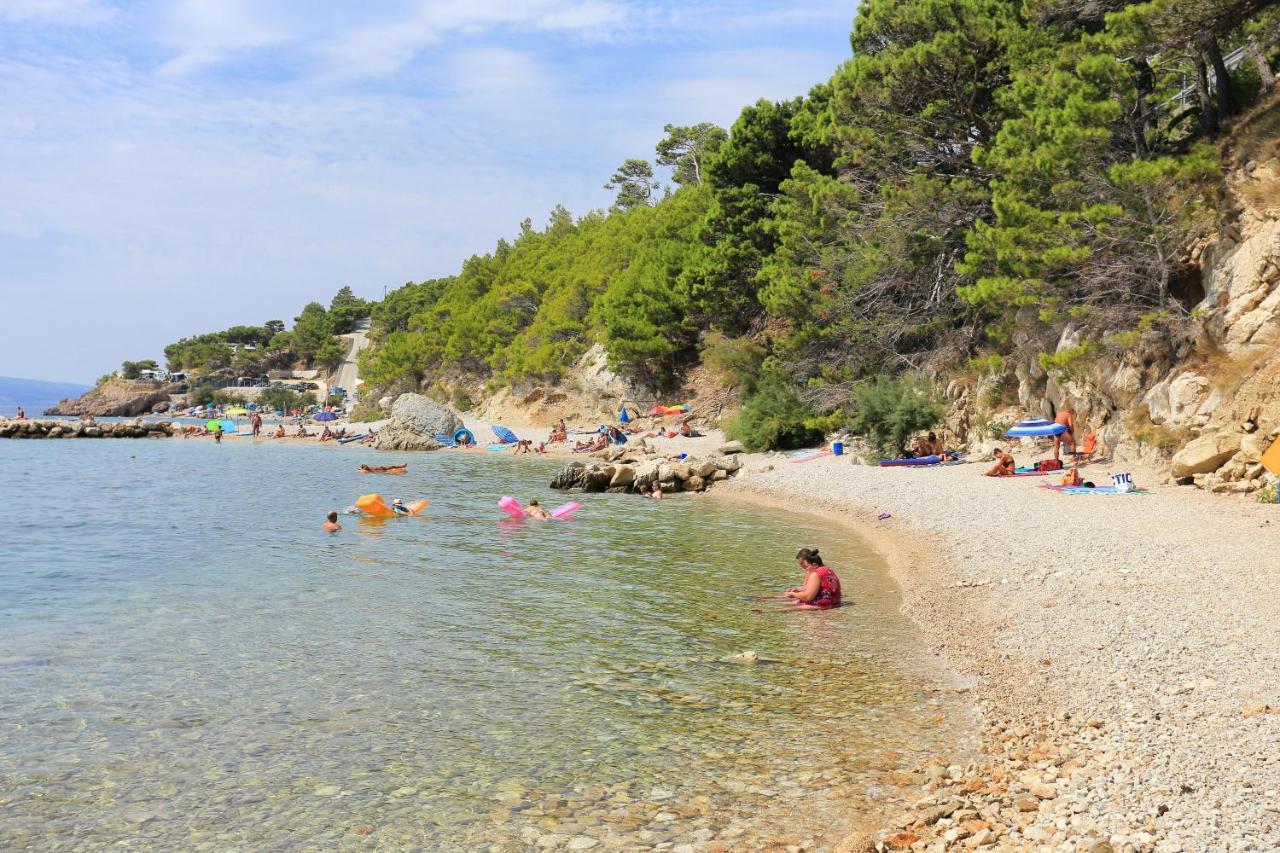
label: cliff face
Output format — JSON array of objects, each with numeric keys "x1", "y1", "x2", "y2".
[
  {"x1": 945, "y1": 127, "x2": 1280, "y2": 493},
  {"x1": 45, "y1": 378, "x2": 170, "y2": 417}
]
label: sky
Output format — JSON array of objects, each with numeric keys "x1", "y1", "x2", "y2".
[{"x1": 0, "y1": 0, "x2": 856, "y2": 383}]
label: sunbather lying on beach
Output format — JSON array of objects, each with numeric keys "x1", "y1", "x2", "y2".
[
  {"x1": 985, "y1": 448, "x2": 1015, "y2": 477},
  {"x1": 573, "y1": 434, "x2": 608, "y2": 453}
]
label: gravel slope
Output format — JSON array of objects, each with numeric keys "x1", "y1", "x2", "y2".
[{"x1": 723, "y1": 455, "x2": 1280, "y2": 851}]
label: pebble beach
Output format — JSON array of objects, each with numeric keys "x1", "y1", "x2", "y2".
[{"x1": 721, "y1": 454, "x2": 1280, "y2": 851}]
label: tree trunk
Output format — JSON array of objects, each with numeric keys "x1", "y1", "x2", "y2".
[
  {"x1": 1194, "y1": 52, "x2": 1219, "y2": 136},
  {"x1": 1248, "y1": 35, "x2": 1275, "y2": 90},
  {"x1": 1129, "y1": 58, "x2": 1156, "y2": 155},
  {"x1": 1204, "y1": 35, "x2": 1235, "y2": 119}
]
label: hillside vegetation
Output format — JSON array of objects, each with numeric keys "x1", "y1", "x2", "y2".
[
  {"x1": 352, "y1": 0, "x2": 1276, "y2": 448},
  {"x1": 145, "y1": 0, "x2": 1280, "y2": 452}
]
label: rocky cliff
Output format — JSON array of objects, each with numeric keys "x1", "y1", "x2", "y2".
[
  {"x1": 943, "y1": 120, "x2": 1280, "y2": 494},
  {"x1": 45, "y1": 378, "x2": 171, "y2": 418}
]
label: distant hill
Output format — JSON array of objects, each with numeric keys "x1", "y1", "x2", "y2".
[{"x1": 0, "y1": 376, "x2": 91, "y2": 417}]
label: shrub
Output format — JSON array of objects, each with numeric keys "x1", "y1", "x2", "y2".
[
  {"x1": 259, "y1": 387, "x2": 311, "y2": 413},
  {"x1": 724, "y1": 376, "x2": 823, "y2": 451},
  {"x1": 453, "y1": 389, "x2": 473, "y2": 411},
  {"x1": 847, "y1": 377, "x2": 941, "y2": 458}
]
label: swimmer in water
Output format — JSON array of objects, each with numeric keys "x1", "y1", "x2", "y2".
[
  {"x1": 525, "y1": 500, "x2": 552, "y2": 520},
  {"x1": 391, "y1": 499, "x2": 410, "y2": 515},
  {"x1": 322, "y1": 511, "x2": 341, "y2": 532}
]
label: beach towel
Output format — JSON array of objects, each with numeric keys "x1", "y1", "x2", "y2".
[
  {"x1": 788, "y1": 450, "x2": 831, "y2": 463},
  {"x1": 1038, "y1": 484, "x2": 1151, "y2": 496},
  {"x1": 486, "y1": 443, "x2": 510, "y2": 452}
]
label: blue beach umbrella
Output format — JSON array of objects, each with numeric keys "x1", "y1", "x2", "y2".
[
  {"x1": 1005, "y1": 418, "x2": 1068, "y2": 438},
  {"x1": 314, "y1": 411, "x2": 338, "y2": 422}
]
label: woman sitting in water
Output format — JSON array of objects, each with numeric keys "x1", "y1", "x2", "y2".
[{"x1": 785, "y1": 548, "x2": 841, "y2": 609}]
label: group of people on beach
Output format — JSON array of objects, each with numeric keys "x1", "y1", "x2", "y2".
[{"x1": 985, "y1": 409, "x2": 1081, "y2": 477}]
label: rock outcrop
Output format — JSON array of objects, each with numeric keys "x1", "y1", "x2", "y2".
[
  {"x1": 45, "y1": 379, "x2": 171, "y2": 418},
  {"x1": 550, "y1": 441, "x2": 742, "y2": 494},
  {"x1": 0, "y1": 418, "x2": 175, "y2": 439},
  {"x1": 373, "y1": 394, "x2": 463, "y2": 452}
]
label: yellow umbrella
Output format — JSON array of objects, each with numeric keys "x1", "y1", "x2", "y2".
[{"x1": 226, "y1": 407, "x2": 250, "y2": 416}]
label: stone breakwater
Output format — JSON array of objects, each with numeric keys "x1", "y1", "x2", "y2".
[
  {"x1": 550, "y1": 442, "x2": 742, "y2": 493},
  {"x1": 0, "y1": 418, "x2": 174, "y2": 439}
]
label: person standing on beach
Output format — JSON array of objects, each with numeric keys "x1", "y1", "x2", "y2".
[
  {"x1": 785, "y1": 548, "x2": 841, "y2": 609},
  {"x1": 1053, "y1": 409, "x2": 1077, "y2": 460},
  {"x1": 251, "y1": 412, "x2": 262, "y2": 437},
  {"x1": 213, "y1": 424, "x2": 223, "y2": 444}
]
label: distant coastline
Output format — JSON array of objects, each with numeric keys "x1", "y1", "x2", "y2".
[{"x1": 0, "y1": 376, "x2": 90, "y2": 418}]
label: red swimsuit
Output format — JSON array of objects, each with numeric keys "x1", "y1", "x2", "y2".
[{"x1": 809, "y1": 565, "x2": 841, "y2": 609}]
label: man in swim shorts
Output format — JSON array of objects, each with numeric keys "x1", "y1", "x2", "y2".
[
  {"x1": 1053, "y1": 409, "x2": 1077, "y2": 460},
  {"x1": 322, "y1": 511, "x2": 341, "y2": 532}
]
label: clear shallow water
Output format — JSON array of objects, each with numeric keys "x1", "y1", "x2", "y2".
[{"x1": 0, "y1": 439, "x2": 975, "y2": 851}]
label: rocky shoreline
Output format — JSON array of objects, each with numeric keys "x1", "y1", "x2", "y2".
[
  {"x1": 549, "y1": 442, "x2": 743, "y2": 494},
  {"x1": 0, "y1": 418, "x2": 175, "y2": 439}
]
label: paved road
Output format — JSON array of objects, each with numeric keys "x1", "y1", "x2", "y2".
[{"x1": 331, "y1": 328, "x2": 369, "y2": 398}]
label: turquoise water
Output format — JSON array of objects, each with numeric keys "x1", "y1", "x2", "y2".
[{"x1": 0, "y1": 439, "x2": 974, "y2": 850}]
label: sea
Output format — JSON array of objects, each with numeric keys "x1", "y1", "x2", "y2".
[
  {"x1": 0, "y1": 438, "x2": 976, "y2": 850},
  {"x1": 0, "y1": 376, "x2": 90, "y2": 418}
]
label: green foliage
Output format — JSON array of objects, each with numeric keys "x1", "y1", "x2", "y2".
[
  {"x1": 1256, "y1": 481, "x2": 1279, "y2": 504},
  {"x1": 724, "y1": 375, "x2": 824, "y2": 451},
  {"x1": 605, "y1": 159, "x2": 660, "y2": 210},
  {"x1": 291, "y1": 302, "x2": 333, "y2": 363},
  {"x1": 314, "y1": 338, "x2": 347, "y2": 373},
  {"x1": 847, "y1": 377, "x2": 942, "y2": 458},
  {"x1": 701, "y1": 331, "x2": 765, "y2": 391},
  {"x1": 1037, "y1": 342, "x2": 1104, "y2": 379},
  {"x1": 452, "y1": 389, "x2": 473, "y2": 411},
  {"x1": 121, "y1": 359, "x2": 159, "y2": 380},
  {"x1": 328, "y1": 286, "x2": 370, "y2": 334},
  {"x1": 656, "y1": 123, "x2": 728, "y2": 186},
  {"x1": 258, "y1": 386, "x2": 311, "y2": 413}
]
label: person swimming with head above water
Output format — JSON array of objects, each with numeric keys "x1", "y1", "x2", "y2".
[
  {"x1": 784, "y1": 547, "x2": 841, "y2": 609},
  {"x1": 524, "y1": 500, "x2": 552, "y2": 519},
  {"x1": 322, "y1": 511, "x2": 341, "y2": 532}
]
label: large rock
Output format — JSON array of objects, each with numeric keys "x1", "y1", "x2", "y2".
[
  {"x1": 45, "y1": 378, "x2": 169, "y2": 417},
  {"x1": 373, "y1": 394, "x2": 463, "y2": 451},
  {"x1": 1170, "y1": 432, "x2": 1242, "y2": 477}
]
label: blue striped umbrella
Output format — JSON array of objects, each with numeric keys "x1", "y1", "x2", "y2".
[{"x1": 1005, "y1": 418, "x2": 1067, "y2": 438}]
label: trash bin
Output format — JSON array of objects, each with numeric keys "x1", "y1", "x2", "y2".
[{"x1": 832, "y1": 441, "x2": 844, "y2": 456}]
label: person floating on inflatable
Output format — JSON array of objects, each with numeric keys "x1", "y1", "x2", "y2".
[
  {"x1": 525, "y1": 500, "x2": 552, "y2": 520},
  {"x1": 322, "y1": 511, "x2": 341, "y2": 532},
  {"x1": 784, "y1": 548, "x2": 841, "y2": 609}
]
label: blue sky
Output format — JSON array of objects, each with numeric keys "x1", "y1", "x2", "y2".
[{"x1": 0, "y1": 0, "x2": 856, "y2": 383}]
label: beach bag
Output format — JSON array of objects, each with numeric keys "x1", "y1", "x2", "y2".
[
  {"x1": 1112, "y1": 472, "x2": 1135, "y2": 493},
  {"x1": 1036, "y1": 459, "x2": 1063, "y2": 472},
  {"x1": 1061, "y1": 468, "x2": 1082, "y2": 487}
]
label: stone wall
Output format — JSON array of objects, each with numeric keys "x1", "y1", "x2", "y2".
[{"x1": 0, "y1": 418, "x2": 175, "y2": 439}]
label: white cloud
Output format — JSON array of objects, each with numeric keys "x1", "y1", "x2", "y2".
[
  {"x1": 156, "y1": 0, "x2": 290, "y2": 76},
  {"x1": 0, "y1": 0, "x2": 114, "y2": 25}
]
